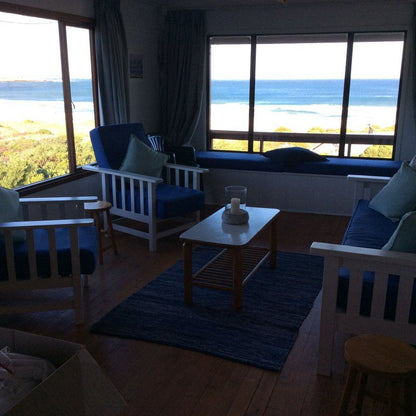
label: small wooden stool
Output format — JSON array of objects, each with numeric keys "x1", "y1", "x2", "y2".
[
  {"x1": 84, "y1": 200, "x2": 117, "y2": 265},
  {"x1": 337, "y1": 334, "x2": 416, "y2": 416}
]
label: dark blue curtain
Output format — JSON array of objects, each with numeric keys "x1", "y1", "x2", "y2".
[
  {"x1": 94, "y1": 0, "x2": 129, "y2": 125},
  {"x1": 160, "y1": 11, "x2": 206, "y2": 146}
]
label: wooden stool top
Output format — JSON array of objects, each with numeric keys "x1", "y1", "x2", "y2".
[
  {"x1": 84, "y1": 200, "x2": 112, "y2": 213},
  {"x1": 345, "y1": 334, "x2": 416, "y2": 379}
]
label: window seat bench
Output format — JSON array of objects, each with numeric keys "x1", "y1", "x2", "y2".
[
  {"x1": 196, "y1": 151, "x2": 401, "y2": 176},
  {"x1": 195, "y1": 151, "x2": 402, "y2": 215}
]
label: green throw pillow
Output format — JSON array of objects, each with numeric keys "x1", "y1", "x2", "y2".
[
  {"x1": 369, "y1": 162, "x2": 416, "y2": 222},
  {"x1": 382, "y1": 211, "x2": 416, "y2": 253},
  {"x1": 0, "y1": 186, "x2": 25, "y2": 242},
  {"x1": 119, "y1": 134, "x2": 169, "y2": 178}
]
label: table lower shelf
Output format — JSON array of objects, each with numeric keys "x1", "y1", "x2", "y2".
[{"x1": 192, "y1": 246, "x2": 270, "y2": 291}]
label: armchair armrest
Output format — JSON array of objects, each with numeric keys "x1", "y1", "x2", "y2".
[
  {"x1": 83, "y1": 164, "x2": 163, "y2": 184},
  {"x1": 310, "y1": 242, "x2": 416, "y2": 267},
  {"x1": 0, "y1": 218, "x2": 94, "y2": 230},
  {"x1": 19, "y1": 196, "x2": 98, "y2": 204},
  {"x1": 164, "y1": 163, "x2": 208, "y2": 190},
  {"x1": 19, "y1": 196, "x2": 98, "y2": 220}
]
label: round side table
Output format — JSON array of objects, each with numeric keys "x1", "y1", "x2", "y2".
[
  {"x1": 337, "y1": 334, "x2": 416, "y2": 416},
  {"x1": 84, "y1": 200, "x2": 118, "y2": 265}
]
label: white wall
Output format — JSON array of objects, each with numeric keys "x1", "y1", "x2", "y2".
[
  {"x1": 192, "y1": 0, "x2": 416, "y2": 159},
  {"x1": 122, "y1": 0, "x2": 161, "y2": 132}
]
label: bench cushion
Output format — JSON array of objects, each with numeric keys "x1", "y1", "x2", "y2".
[{"x1": 196, "y1": 151, "x2": 401, "y2": 177}]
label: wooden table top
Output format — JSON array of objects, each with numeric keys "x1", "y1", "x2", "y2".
[
  {"x1": 84, "y1": 200, "x2": 112, "y2": 212},
  {"x1": 180, "y1": 206, "x2": 280, "y2": 247}
]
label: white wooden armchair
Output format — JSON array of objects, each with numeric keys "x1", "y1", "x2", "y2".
[
  {"x1": 311, "y1": 174, "x2": 416, "y2": 376},
  {"x1": 86, "y1": 123, "x2": 208, "y2": 251},
  {"x1": 0, "y1": 196, "x2": 98, "y2": 325}
]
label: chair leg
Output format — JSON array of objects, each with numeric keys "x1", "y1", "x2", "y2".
[
  {"x1": 105, "y1": 208, "x2": 118, "y2": 255},
  {"x1": 337, "y1": 366, "x2": 358, "y2": 416},
  {"x1": 73, "y1": 275, "x2": 84, "y2": 325}
]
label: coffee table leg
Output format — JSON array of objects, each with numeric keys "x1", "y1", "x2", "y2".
[
  {"x1": 269, "y1": 217, "x2": 277, "y2": 269},
  {"x1": 233, "y1": 247, "x2": 243, "y2": 311},
  {"x1": 183, "y1": 242, "x2": 193, "y2": 305}
]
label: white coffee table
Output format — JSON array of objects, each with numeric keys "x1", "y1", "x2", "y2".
[{"x1": 179, "y1": 206, "x2": 280, "y2": 310}]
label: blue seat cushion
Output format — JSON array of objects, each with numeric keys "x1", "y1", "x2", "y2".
[
  {"x1": 342, "y1": 199, "x2": 398, "y2": 249},
  {"x1": 337, "y1": 268, "x2": 416, "y2": 323},
  {"x1": 337, "y1": 199, "x2": 416, "y2": 323},
  {"x1": 115, "y1": 183, "x2": 205, "y2": 219},
  {"x1": 0, "y1": 226, "x2": 98, "y2": 280}
]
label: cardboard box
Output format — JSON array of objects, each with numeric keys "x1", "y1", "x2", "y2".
[{"x1": 0, "y1": 328, "x2": 126, "y2": 415}]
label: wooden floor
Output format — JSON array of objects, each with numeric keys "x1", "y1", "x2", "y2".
[{"x1": 0, "y1": 208, "x2": 398, "y2": 415}]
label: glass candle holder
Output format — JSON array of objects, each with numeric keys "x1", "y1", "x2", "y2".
[{"x1": 225, "y1": 186, "x2": 247, "y2": 214}]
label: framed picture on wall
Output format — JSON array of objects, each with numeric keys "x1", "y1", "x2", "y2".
[{"x1": 129, "y1": 54, "x2": 143, "y2": 78}]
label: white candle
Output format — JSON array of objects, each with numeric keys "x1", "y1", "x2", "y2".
[{"x1": 230, "y1": 197, "x2": 240, "y2": 214}]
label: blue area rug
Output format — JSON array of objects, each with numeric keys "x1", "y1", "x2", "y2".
[{"x1": 91, "y1": 247, "x2": 323, "y2": 371}]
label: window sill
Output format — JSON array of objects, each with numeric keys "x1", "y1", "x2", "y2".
[{"x1": 17, "y1": 167, "x2": 95, "y2": 196}]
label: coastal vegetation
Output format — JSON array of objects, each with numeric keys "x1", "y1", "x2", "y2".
[
  {"x1": 212, "y1": 124, "x2": 394, "y2": 158},
  {"x1": 0, "y1": 120, "x2": 95, "y2": 188}
]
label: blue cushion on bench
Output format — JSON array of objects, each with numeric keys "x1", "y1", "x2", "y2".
[
  {"x1": 288, "y1": 157, "x2": 401, "y2": 176},
  {"x1": 196, "y1": 151, "x2": 275, "y2": 171},
  {"x1": 0, "y1": 226, "x2": 98, "y2": 280},
  {"x1": 263, "y1": 147, "x2": 327, "y2": 168},
  {"x1": 115, "y1": 183, "x2": 205, "y2": 219},
  {"x1": 196, "y1": 151, "x2": 402, "y2": 177}
]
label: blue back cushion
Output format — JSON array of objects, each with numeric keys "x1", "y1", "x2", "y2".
[{"x1": 90, "y1": 123, "x2": 146, "y2": 169}]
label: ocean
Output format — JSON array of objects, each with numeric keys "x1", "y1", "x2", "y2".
[
  {"x1": 0, "y1": 79, "x2": 93, "y2": 102},
  {"x1": 210, "y1": 79, "x2": 400, "y2": 133},
  {"x1": 0, "y1": 79, "x2": 399, "y2": 133},
  {"x1": 0, "y1": 79, "x2": 93, "y2": 123}
]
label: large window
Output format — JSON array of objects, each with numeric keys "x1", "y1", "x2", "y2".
[
  {"x1": 208, "y1": 32, "x2": 405, "y2": 158},
  {"x1": 0, "y1": 7, "x2": 97, "y2": 189}
]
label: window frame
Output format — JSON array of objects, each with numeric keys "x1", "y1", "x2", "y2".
[
  {"x1": 206, "y1": 31, "x2": 406, "y2": 159},
  {"x1": 0, "y1": 2, "x2": 99, "y2": 194}
]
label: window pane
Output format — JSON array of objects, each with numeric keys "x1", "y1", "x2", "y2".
[
  {"x1": 255, "y1": 38, "x2": 347, "y2": 155},
  {"x1": 210, "y1": 40, "x2": 250, "y2": 151},
  {"x1": 0, "y1": 12, "x2": 69, "y2": 188},
  {"x1": 66, "y1": 26, "x2": 96, "y2": 166},
  {"x1": 347, "y1": 33, "x2": 404, "y2": 158}
]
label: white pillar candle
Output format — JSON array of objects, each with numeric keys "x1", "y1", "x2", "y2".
[{"x1": 230, "y1": 197, "x2": 240, "y2": 214}]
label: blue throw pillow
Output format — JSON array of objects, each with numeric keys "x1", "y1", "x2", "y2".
[
  {"x1": 262, "y1": 147, "x2": 327, "y2": 168},
  {"x1": 120, "y1": 134, "x2": 169, "y2": 178},
  {"x1": 0, "y1": 186, "x2": 25, "y2": 242},
  {"x1": 369, "y1": 162, "x2": 416, "y2": 222},
  {"x1": 382, "y1": 211, "x2": 416, "y2": 252}
]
